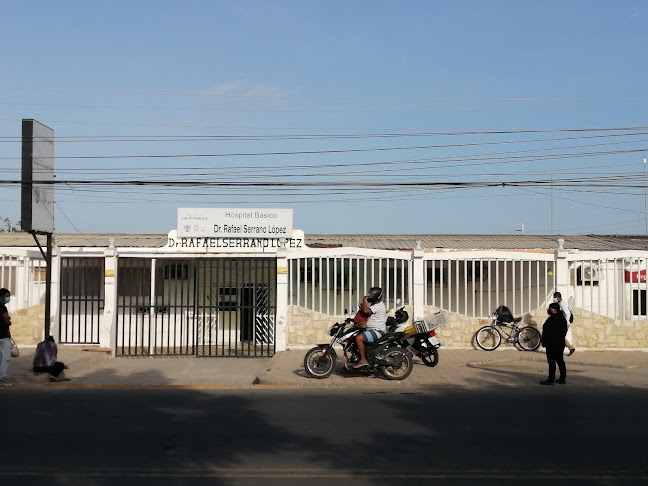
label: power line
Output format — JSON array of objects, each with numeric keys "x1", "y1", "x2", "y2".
[
  {"x1": 1, "y1": 143, "x2": 646, "y2": 162},
  {"x1": 2, "y1": 127, "x2": 648, "y2": 143},
  {"x1": 1, "y1": 174, "x2": 645, "y2": 188},
  {"x1": 3, "y1": 100, "x2": 648, "y2": 115},
  {"x1": 4, "y1": 86, "x2": 648, "y2": 102}
]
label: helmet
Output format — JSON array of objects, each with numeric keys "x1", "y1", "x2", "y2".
[
  {"x1": 367, "y1": 287, "x2": 383, "y2": 304},
  {"x1": 395, "y1": 308, "x2": 409, "y2": 324}
]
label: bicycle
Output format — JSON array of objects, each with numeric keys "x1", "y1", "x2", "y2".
[{"x1": 475, "y1": 307, "x2": 541, "y2": 351}]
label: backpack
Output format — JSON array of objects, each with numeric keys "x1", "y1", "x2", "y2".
[{"x1": 494, "y1": 305, "x2": 514, "y2": 323}]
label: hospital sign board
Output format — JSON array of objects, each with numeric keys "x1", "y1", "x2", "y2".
[{"x1": 177, "y1": 208, "x2": 293, "y2": 238}]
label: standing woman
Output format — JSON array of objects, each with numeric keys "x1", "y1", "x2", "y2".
[
  {"x1": 0, "y1": 288, "x2": 13, "y2": 387},
  {"x1": 540, "y1": 302, "x2": 568, "y2": 385}
]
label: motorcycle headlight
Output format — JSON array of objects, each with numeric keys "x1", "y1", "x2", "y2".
[{"x1": 329, "y1": 323, "x2": 341, "y2": 336}]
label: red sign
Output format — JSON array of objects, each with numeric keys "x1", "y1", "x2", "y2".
[{"x1": 625, "y1": 270, "x2": 647, "y2": 283}]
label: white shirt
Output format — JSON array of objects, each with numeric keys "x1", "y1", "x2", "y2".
[
  {"x1": 558, "y1": 300, "x2": 572, "y2": 326},
  {"x1": 366, "y1": 301, "x2": 387, "y2": 332}
]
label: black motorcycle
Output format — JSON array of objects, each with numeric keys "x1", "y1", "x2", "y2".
[
  {"x1": 388, "y1": 308, "x2": 447, "y2": 367},
  {"x1": 303, "y1": 318, "x2": 414, "y2": 380}
]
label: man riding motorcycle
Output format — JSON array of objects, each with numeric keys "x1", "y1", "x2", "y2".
[{"x1": 354, "y1": 287, "x2": 387, "y2": 368}]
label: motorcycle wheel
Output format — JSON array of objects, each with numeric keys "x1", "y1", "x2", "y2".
[
  {"x1": 418, "y1": 339, "x2": 440, "y2": 367},
  {"x1": 304, "y1": 346, "x2": 337, "y2": 379},
  {"x1": 380, "y1": 346, "x2": 413, "y2": 380}
]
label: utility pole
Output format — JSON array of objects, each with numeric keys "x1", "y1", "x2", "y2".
[
  {"x1": 515, "y1": 222, "x2": 526, "y2": 234},
  {"x1": 644, "y1": 157, "x2": 647, "y2": 235}
]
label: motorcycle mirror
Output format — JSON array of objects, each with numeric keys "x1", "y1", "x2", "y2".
[
  {"x1": 351, "y1": 306, "x2": 357, "y2": 312},
  {"x1": 395, "y1": 298, "x2": 402, "y2": 306}
]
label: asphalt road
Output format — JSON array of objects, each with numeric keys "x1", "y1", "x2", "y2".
[{"x1": 3, "y1": 387, "x2": 647, "y2": 485}]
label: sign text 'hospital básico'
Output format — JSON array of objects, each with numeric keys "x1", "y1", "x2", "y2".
[{"x1": 177, "y1": 208, "x2": 293, "y2": 238}]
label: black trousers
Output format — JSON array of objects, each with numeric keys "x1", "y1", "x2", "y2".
[
  {"x1": 545, "y1": 346, "x2": 566, "y2": 382},
  {"x1": 33, "y1": 362, "x2": 65, "y2": 378}
]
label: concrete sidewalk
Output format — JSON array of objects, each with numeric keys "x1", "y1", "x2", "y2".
[
  {"x1": 4, "y1": 345, "x2": 647, "y2": 389},
  {"x1": 257, "y1": 347, "x2": 648, "y2": 389}
]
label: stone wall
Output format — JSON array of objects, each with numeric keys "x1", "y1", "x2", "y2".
[
  {"x1": 567, "y1": 307, "x2": 648, "y2": 349},
  {"x1": 287, "y1": 305, "x2": 415, "y2": 347},
  {"x1": 422, "y1": 306, "x2": 648, "y2": 349},
  {"x1": 287, "y1": 305, "x2": 648, "y2": 349},
  {"x1": 8, "y1": 304, "x2": 45, "y2": 345}
]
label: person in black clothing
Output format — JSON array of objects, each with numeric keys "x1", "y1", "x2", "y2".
[
  {"x1": 540, "y1": 302, "x2": 568, "y2": 385},
  {"x1": 0, "y1": 288, "x2": 13, "y2": 387}
]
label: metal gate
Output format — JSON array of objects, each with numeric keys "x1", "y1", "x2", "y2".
[
  {"x1": 115, "y1": 257, "x2": 276, "y2": 357},
  {"x1": 59, "y1": 257, "x2": 105, "y2": 344},
  {"x1": 194, "y1": 258, "x2": 276, "y2": 356}
]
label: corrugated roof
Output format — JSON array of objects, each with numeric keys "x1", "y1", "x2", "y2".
[
  {"x1": 1, "y1": 233, "x2": 648, "y2": 251},
  {"x1": 0, "y1": 233, "x2": 169, "y2": 248},
  {"x1": 305, "y1": 234, "x2": 648, "y2": 251}
]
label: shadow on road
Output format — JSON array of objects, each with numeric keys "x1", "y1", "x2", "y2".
[{"x1": 4, "y1": 349, "x2": 648, "y2": 485}]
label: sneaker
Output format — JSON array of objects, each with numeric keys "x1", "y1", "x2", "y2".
[
  {"x1": 0, "y1": 379, "x2": 14, "y2": 387},
  {"x1": 556, "y1": 378, "x2": 566, "y2": 384},
  {"x1": 568, "y1": 348, "x2": 576, "y2": 356},
  {"x1": 539, "y1": 379, "x2": 555, "y2": 385}
]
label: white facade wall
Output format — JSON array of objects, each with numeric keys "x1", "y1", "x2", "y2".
[{"x1": 3, "y1": 240, "x2": 648, "y2": 352}]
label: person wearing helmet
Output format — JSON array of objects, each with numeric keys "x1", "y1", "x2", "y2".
[{"x1": 353, "y1": 287, "x2": 387, "y2": 368}]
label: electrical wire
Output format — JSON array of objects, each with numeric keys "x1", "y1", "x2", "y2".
[{"x1": 3, "y1": 86, "x2": 648, "y2": 103}]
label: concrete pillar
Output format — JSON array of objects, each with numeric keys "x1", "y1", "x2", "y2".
[
  {"x1": 149, "y1": 258, "x2": 156, "y2": 355},
  {"x1": 412, "y1": 240, "x2": 425, "y2": 320},
  {"x1": 49, "y1": 242, "x2": 61, "y2": 341},
  {"x1": 275, "y1": 241, "x2": 289, "y2": 352},
  {"x1": 555, "y1": 238, "x2": 570, "y2": 298},
  {"x1": 16, "y1": 257, "x2": 27, "y2": 309},
  {"x1": 101, "y1": 239, "x2": 118, "y2": 355}
]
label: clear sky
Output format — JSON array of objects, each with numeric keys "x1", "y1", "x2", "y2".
[{"x1": 1, "y1": 1, "x2": 647, "y2": 236}]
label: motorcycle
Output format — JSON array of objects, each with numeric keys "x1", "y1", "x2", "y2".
[
  {"x1": 389, "y1": 308, "x2": 447, "y2": 367},
  {"x1": 303, "y1": 316, "x2": 414, "y2": 380}
]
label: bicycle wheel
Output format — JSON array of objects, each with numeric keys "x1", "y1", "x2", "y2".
[
  {"x1": 516, "y1": 326, "x2": 541, "y2": 351},
  {"x1": 476, "y1": 326, "x2": 502, "y2": 351}
]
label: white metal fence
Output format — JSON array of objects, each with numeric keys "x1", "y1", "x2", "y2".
[
  {"x1": 423, "y1": 255, "x2": 556, "y2": 318},
  {"x1": 4, "y1": 247, "x2": 648, "y2": 328},
  {"x1": 288, "y1": 249, "x2": 412, "y2": 315},
  {"x1": 568, "y1": 255, "x2": 648, "y2": 320},
  {"x1": 0, "y1": 253, "x2": 47, "y2": 308},
  {"x1": 288, "y1": 249, "x2": 648, "y2": 321}
]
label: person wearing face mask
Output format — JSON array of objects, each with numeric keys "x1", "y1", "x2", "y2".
[
  {"x1": 540, "y1": 302, "x2": 568, "y2": 385},
  {"x1": 553, "y1": 292, "x2": 576, "y2": 356},
  {"x1": 0, "y1": 288, "x2": 13, "y2": 387}
]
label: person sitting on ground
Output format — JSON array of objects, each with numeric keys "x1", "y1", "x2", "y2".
[
  {"x1": 33, "y1": 335, "x2": 69, "y2": 382},
  {"x1": 353, "y1": 287, "x2": 387, "y2": 368}
]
